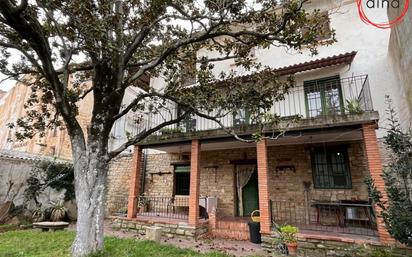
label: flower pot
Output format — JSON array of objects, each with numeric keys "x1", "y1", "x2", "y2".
[{"x1": 287, "y1": 243, "x2": 298, "y2": 256}]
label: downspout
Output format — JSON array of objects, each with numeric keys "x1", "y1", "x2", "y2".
[{"x1": 140, "y1": 148, "x2": 148, "y2": 195}]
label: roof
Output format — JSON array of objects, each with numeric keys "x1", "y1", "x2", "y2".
[
  {"x1": 227, "y1": 51, "x2": 357, "y2": 83},
  {"x1": 0, "y1": 150, "x2": 70, "y2": 163},
  {"x1": 272, "y1": 51, "x2": 357, "y2": 76}
]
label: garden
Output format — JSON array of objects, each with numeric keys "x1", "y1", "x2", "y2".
[{"x1": 0, "y1": 230, "x2": 264, "y2": 257}]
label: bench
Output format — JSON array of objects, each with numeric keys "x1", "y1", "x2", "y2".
[{"x1": 33, "y1": 221, "x2": 69, "y2": 231}]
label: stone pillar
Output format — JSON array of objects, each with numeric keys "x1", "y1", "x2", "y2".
[
  {"x1": 256, "y1": 139, "x2": 271, "y2": 234},
  {"x1": 362, "y1": 124, "x2": 395, "y2": 244},
  {"x1": 189, "y1": 139, "x2": 201, "y2": 227},
  {"x1": 127, "y1": 145, "x2": 142, "y2": 219}
]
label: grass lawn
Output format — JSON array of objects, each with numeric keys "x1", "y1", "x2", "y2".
[{"x1": 0, "y1": 230, "x2": 260, "y2": 257}]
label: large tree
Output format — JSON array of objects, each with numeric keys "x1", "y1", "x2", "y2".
[{"x1": 0, "y1": 0, "x2": 333, "y2": 256}]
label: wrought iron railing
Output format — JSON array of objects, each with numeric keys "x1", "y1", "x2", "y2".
[
  {"x1": 110, "y1": 75, "x2": 374, "y2": 139},
  {"x1": 270, "y1": 200, "x2": 378, "y2": 236},
  {"x1": 136, "y1": 196, "x2": 190, "y2": 220}
]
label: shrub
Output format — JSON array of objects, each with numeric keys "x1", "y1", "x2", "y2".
[{"x1": 365, "y1": 96, "x2": 412, "y2": 247}]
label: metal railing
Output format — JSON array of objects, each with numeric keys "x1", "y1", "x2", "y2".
[
  {"x1": 136, "y1": 196, "x2": 190, "y2": 220},
  {"x1": 110, "y1": 75, "x2": 374, "y2": 139},
  {"x1": 270, "y1": 200, "x2": 378, "y2": 236}
]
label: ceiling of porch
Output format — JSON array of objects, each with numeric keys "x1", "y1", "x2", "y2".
[{"x1": 145, "y1": 126, "x2": 364, "y2": 153}]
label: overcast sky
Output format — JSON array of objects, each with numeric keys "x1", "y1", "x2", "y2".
[{"x1": 0, "y1": 74, "x2": 16, "y2": 92}]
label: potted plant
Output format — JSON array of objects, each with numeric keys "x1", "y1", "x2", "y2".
[
  {"x1": 345, "y1": 98, "x2": 363, "y2": 114},
  {"x1": 279, "y1": 225, "x2": 299, "y2": 255},
  {"x1": 32, "y1": 207, "x2": 45, "y2": 222},
  {"x1": 137, "y1": 196, "x2": 149, "y2": 213},
  {"x1": 49, "y1": 200, "x2": 67, "y2": 221}
]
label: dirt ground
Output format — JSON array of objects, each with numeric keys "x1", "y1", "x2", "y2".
[{"x1": 69, "y1": 221, "x2": 269, "y2": 257}]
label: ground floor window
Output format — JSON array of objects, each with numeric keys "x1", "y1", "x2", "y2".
[
  {"x1": 174, "y1": 165, "x2": 190, "y2": 195},
  {"x1": 311, "y1": 146, "x2": 352, "y2": 189}
]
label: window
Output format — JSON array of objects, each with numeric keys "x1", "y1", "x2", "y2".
[
  {"x1": 311, "y1": 146, "x2": 352, "y2": 189},
  {"x1": 233, "y1": 108, "x2": 251, "y2": 126},
  {"x1": 302, "y1": 11, "x2": 332, "y2": 41},
  {"x1": 174, "y1": 166, "x2": 190, "y2": 195},
  {"x1": 177, "y1": 105, "x2": 197, "y2": 132},
  {"x1": 304, "y1": 76, "x2": 343, "y2": 118}
]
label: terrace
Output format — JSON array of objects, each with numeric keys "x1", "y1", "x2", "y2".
[{"x1": 111, "y1": 74, "x2": 377, "y2": 146}]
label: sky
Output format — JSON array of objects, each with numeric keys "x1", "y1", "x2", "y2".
[{"x1": 0, "y1": 74, "x2": 16, "y2": 92}]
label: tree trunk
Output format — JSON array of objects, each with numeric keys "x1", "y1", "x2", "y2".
[{"x1": 71, "y1": 144, "x2": 109, "y2": 257}]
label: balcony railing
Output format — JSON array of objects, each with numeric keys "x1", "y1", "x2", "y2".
[
  {"x1": 111, "y1": 75, "x2": 374, "y2": 139},
  {"x1": 270, "y1": 200, "x2": 378, "y2": 236}
]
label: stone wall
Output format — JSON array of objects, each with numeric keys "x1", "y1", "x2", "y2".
[
  {"x1": 267, "y1": 142, "x2": 370, "y2": 223},
  {"x1": 110, "y1": 216, "x2": 208, "y2": 239},
  {"x1": 261, "y1": 235, "x2": 412, "y2": 257},
  {"x1": 105, "y1": 153, "x2": 133, "y2": 215},
  {"x1": 137, "y1": 141, "x2": 370, "y2": 218},
  {"x1": 143, "y1": 153, "x2": 179, "y2": 197},
  {"x1": 0, "y1": 152, "x2": 67, "y2": 207}
]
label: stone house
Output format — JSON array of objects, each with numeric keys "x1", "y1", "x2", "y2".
[{"x1": 112, "y1": 0, "x2": 412, "y2": 254}]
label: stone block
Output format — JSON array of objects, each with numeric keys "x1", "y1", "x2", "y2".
[
  {"x1": 184, "y1": 229, "x2": 195, "y2": 236},
  {"x1": 175, "y1": 229, "x2": 185, "y2": 235},
  {"x1": 127, "y1": 223, "x2": 136, "y2": 229},
  {"x1": 145, "y1": 226, "x2": 162, "y2": 242}
]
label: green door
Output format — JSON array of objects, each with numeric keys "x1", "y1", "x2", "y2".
[{"x1": 242, "y1": 172, "x2": 259, "y2": 216}]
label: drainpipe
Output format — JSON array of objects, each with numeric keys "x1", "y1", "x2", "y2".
[{"x1": 140, "y1": 148, "x2": 148, "y2": 195}]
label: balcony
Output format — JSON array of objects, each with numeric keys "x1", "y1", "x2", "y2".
[{"x1": 113, "y1": 75, "x2": 377, "y2": 145}]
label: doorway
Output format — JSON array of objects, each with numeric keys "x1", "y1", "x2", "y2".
[
  {"x1": 235, "y1": 164, "x2": 259, "y2": 217},
  {"x1": 242, "y1": 171, "x2": 259, "y2": 216}
]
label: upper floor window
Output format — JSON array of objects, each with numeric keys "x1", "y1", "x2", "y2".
[
  {"x1": 177, "y1": 105, "x2": 197, "y2": 132},
  {"x1": 304, "y1": 76, "x2": 343, "y2": 118},
  {"x1": 233, "y1": 108, "x2": 251, "y2": 126},
  {"x1": 317, "y1": 11, "x2": 332, "y2": 40},
  {"x1": 311, "y1": 146, "x2": 352, "y2": 189},
  {"x1": 302, "y1": 11, "x2": 332, "y2": 41}
]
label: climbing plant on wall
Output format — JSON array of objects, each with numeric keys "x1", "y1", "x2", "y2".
[
  {"x1": 366, "y1": 96, "x2": 412, "y2": 247},
  {"x1": 24, "y1": 160, "x2": 75, "y2": 205}
]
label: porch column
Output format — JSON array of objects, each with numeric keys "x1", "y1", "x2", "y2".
[
  {"x1": 362, "y1": 124, "x2": 395, "y2": 245},
  {"x1": 189, "y1": 139, "x2": 201, "y2": 227},
  {"x1": 256, "y1": 139, "x2": 271, "y2": 234},
  {"x1": 127, "y1": 145, "x2": 142, "y2": 219}
]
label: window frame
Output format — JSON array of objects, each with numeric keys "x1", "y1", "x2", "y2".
[
  {"x1": 310, "y1": 146, "x2": 352, "y2": 189},
  {"x1": 233, "y1": 108, "x2": 251, "y2": 126},
  {"x1": 174, "y1": 165, "x2": 191, "y2": 196},
  {"x1": 304, "y1": 75, "x2": 344, "y2": 118}
]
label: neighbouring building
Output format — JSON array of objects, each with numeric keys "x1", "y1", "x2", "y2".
[
  {"x1": 0, "y1": 78, "x2": 147, "y2": 160},
  {"x1": 388, "y1": 0, "x2": 412, "y2": 119},
  {"x1": 107, "y1": 1, "x2": 412, "y2": 255}
]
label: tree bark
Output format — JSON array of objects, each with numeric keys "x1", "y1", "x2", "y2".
[{"x1": 71, "y1": 141, "x2": 109, "y2": 257}]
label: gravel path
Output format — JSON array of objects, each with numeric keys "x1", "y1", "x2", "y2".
[{"x1": 69, "y1": 220, "x2": 269, "y2": 256}]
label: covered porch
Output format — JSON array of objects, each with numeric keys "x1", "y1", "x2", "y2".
[{"x1": 125, "y1": 123, "x2": 391, "y2": 243}]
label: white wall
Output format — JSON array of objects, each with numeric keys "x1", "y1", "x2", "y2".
[{"x1": 116, "y1": 0, "x2": 411, "y2": 145}]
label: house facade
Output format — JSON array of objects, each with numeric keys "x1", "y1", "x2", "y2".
[{"x1": 106, "y1": 0, "x2": 411, "y2": 253}]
